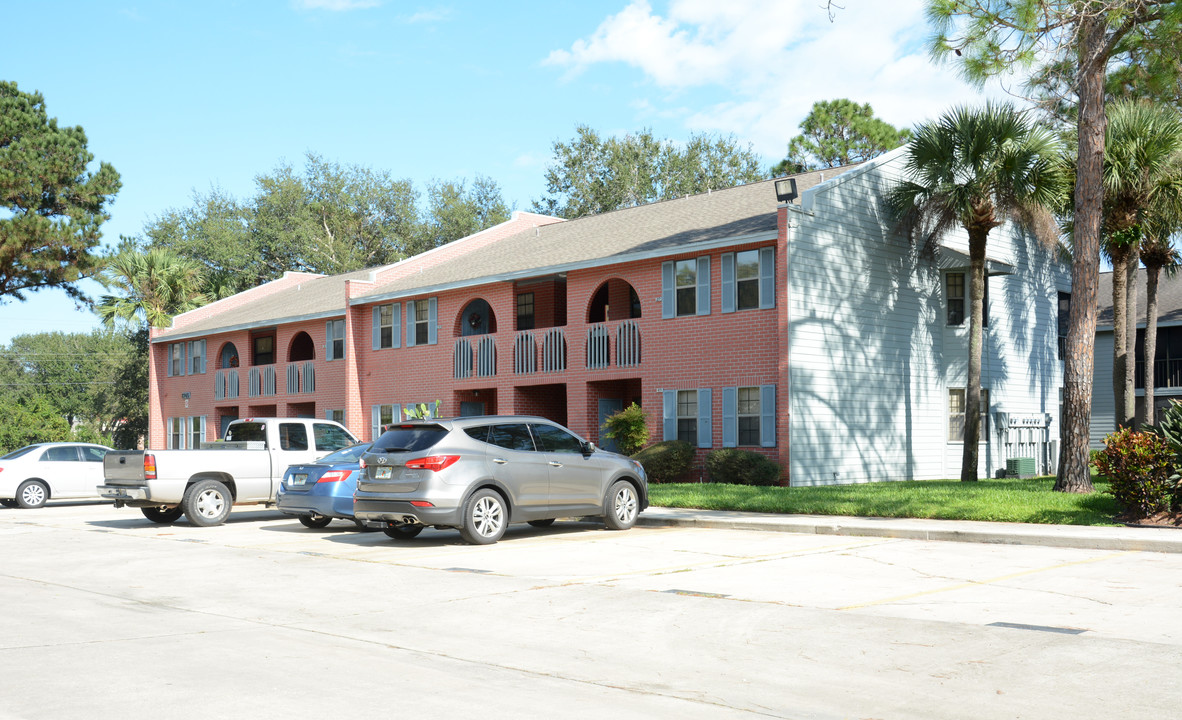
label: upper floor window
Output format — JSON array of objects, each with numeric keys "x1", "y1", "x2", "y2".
[
  {"x1": 415, "y1": 301, "x2": 429, "y2": 344},
  {"x1": 517, "y1": 293, "x2": 535, "y2": 330},
  {"x1": 735, "y1": 251, "x2": 760, "y2": 310},
  {"x1": 169, "y1": 343, "x2": 185, "y2": 377},
  {"x1": 662, "y1": 257, "x2": 710, "y2": 318},
  {"x1": 721, "y1": 247, "x2": 774, "y2": 313},
  {"x1": 371, "y1": 303, "x2": 400, "y2": 351},
  {"x1": 406, "y1": 298, "x2": 437, "y2": 347},
  {"x1": 253, "y1": 335, "x2": 275, "y2": 365},
  {"x1": 675, "y1": 260, "x2": 697, "y2": 316},
  {"x1": 188, "y1": 340, "x2": 206, "y2": 374},
  {"x1": 326, "y1": 319, "x2": 345, "y2": 361},
  {"x1": 947, "y1": 273, "x2": 965, "y2": 326}
]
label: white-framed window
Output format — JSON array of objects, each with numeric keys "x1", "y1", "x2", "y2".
[
  {"x1": 325, "y1": 409, "x2": 345, "y2": 425},
  {"x1": 378, "y1": 305, "x2": 394, "y2": 348},
  {"x1": 737, "y1": 387, "x2": 761, "y2": 446},
  {"x1": 406, "y1": 298, "x2": 438, "y2": 347},
  {"x1": 326, "y1": 319, "x2": 345, "y2": 361},
  {"x1": 1058, "y1": 291, "x2": 1071, "y2": 360},
  {"x1": 948, "y1": 388, "x2": 989, "y2": 443},
  {"x1": 371, "y1": 403, "x2": 399, "y2": 440},
  {"x1": 167, "y1": 417, "x2": 184, "y2": 449},
  {"x1": 168, "y1": 343, "x2": 186, "y2": 377},
  {"x1": 661, "y1": 256, "x2": 710, "y2": 318},
  {"x1": 189, "y1": 416, "x2": 206, "y2": 449},
  {"x1": 663, "y1": 388, "x2": 713, "y2": 449},
  {"x1": 187, "y1": 340, "x2": 206, "y2": 375},
  {"x1": 734, "y1": 250, "x2": 760, "y2": 311},
  {"x1": 677, "y1": 390, "x2": 698, "y2": 444},
  {"x1": 414, "y1": 302, "x2": 429, "y2": 345},
  {"x1": 674, "y1": 260, "x2": 697, "y2": 317}
]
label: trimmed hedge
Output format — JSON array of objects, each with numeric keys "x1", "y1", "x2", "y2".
[
  {"x1": 633, "y1": 440, "x2": 695, "y2": 483},
  {"x1": 705, "y1": 448, "x2": 781, "y2": 486}
]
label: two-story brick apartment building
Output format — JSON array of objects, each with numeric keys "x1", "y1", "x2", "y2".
[{"x1": 149, "y1": 149, "x2": 1071, "y2": 484}]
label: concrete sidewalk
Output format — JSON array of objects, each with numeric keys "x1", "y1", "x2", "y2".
[{"x1": 638, "y1": 506, "x2": 1182, "y2": 553}]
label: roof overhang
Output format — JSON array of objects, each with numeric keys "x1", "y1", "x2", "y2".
[
  {"x1": 151, "y1": 308, "x2": 345, "y2": 344},
  {"x1": 936, "y1": 246, "x2": 1016, "y2": 276}
]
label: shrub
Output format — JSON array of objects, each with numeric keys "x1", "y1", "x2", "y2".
[
  {"x1": 1088, "y1": 448, "x2": 1103, "y2": 467},
  {"x1": 1092, "y1": 428, "x2": 1177, "y2": 519},
  {"x1": 603, "y1": 403, "x2": 649, "y2": 456},
  {"x1": 633, "y1": 440, "x2": 695, "y2": 483},
  {"x1": 705, "y1": 448, "x2": 781, "y2": 486}
]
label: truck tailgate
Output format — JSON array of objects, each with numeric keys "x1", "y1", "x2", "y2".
[{"x1": 104, "y1": 451, "x2": 147, "y2": 485}]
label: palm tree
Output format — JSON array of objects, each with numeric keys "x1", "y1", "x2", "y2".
[
  {"x1": 96, "y1": 248, "x2": 210, "y2": 329},
  {"x1": 1101, "y1": 100, "x2": 1182, "y2": 429},
  {"x1": 888, "y1": 102, "x2": 1065, "y2": 482}
]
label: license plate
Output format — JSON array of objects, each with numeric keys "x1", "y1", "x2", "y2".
[
  {"x1": 291, "y1": 473, "x2": 308, "y2": 485},
  {"x1": 375, "y1": 466, "x2": 393, "y2": 479}
]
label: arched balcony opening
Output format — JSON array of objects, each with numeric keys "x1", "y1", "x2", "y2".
[{"x1": 288, "y1": 331, "x2": 315, "y2": 362}]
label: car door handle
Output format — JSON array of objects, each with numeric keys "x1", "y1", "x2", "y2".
[
  {"x1": 549, "y1": 461, "x2": 563, "y2": 468},
  {"x1": 492, "y1": 457, "x2": 508, "y2": 464}
]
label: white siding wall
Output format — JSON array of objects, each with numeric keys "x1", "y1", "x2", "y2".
[{"x1": 787, "y1": 155, "x2": 1070, "y2": 485}]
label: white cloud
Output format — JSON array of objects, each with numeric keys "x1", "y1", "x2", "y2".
[
  {"x1": 294, "y1": 0, "x2": 381, "y2": 11},
  {"x1": 547, "y1": 0, "x2": 1016, "y2": 158},
  {"x1": 401, "y1": 8, "x2": 452, "y2": 23}
]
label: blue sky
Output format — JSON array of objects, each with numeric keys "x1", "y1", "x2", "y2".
[{"x1": 0, "y1": 0, "x2": 1005, "y2": 343}]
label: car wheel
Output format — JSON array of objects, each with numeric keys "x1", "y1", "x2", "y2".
[
  {"x1": 460, "y1": 488, "x2": 507, "y2": 545},
  {"x1": 299, "y1": 514, "x2": 333, "y2": 529},
  {"x1": 181, "y1": 479, "x2": 233, "y2": 527},
  {"x1": 383, "y1": 524, "x2": 423, "y2": 540},
  {"x1": 1, "y1": 499, "x2": 19, "y2": 508},
  {"x1": 141, "y1": 506, "x2": 184, "y2": 524},
  {"x1": 527, "y1": 518, "x2": 556, "y2": 528},
  {"x1": 16, "y1": 480, "x2": 48, "y2": 509},
  {"x1": 604, "y1": 480, "x2": 639, "y2": 531}
]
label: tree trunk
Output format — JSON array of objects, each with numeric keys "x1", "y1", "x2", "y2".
[
  {"x1": 1123, "y1": 246, "x2": 1139, "y2": 427},
  {"x1": 1056, "y1": 15, "x2": 1105, "y2": 494},
  {"x1": 1110, "y1": 249, "x2": 1128, "y2": 428},
  {"x1": 1144, "y1": 265, "x2": 1160, "y2": 427},
  {"x1": 961, "y1": 231, "x2": 987, "y2": 482}
]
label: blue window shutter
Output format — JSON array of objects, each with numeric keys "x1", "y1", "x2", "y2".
[
  {"x1": 199, "y1": 416, "x2": 207, "y2": 445},
  {"x1": 167, "y1": 345, "x2": 173, "y2": 378},
  {"x1": 760, "y1": 384, "x2": 776, "y2": 447},
  {"x1": 391, "y1": 303, "x2": 401, "y2": 348},
  {"x1": 661, "y1": 262, "x2": 674, "y2": 319},
  {"x1": 199, "y1": 340, "x2": 207, "y2": 374},
  {"x1": 696, "y1": 256, "x2": 711, "y2": 316},
  {"x1": 406, "y1": 301, "x2": 416, "y2": 347},
  {"x1": 662, "y1": 390, "x2": 676, "y2": 441},
  {"x1": 325, "y1": 409, "x2": 333, "y2": 420},
  {"x1": 182, "y1": 343, "x2": 188, "y2": 376},
  {"x1": 697, "y1": 388, "x2": 712, "y2": 448},
  {"x1": 721, "y1": 253, "x2": 735, "y2": 313},
  {"x1": 371, "y1": 405, "x2": 380, "y2": 441},
  {"x1": 372, "y1": 306, "x2": 382, "y2": 350},
  {"x1": 428, "y1": 297, "x2": 438, "y2": 345},
  {"x1": 722, "y1": 387, "x2": 737, "y2": 447},
  {"x1": 759, "y1": 246, "x2": 775, "y2": 309}
]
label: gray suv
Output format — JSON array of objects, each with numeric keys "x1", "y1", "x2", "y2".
[{"x1": 354, "y1": 416, "x2": 648, "y2": 544}]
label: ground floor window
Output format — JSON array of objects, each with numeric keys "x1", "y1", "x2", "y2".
[
  {"x1": 737, "y1": 387, "x2": 761, "y2": 446},
  {"x1": 325, "y1": 409, "x2": 345, "y2": 425},
  {"x1": 676, "y1": 390, "x2": 698, "y2": 444},
  {"x1": 948, "y1": 388, "x2": 989, "y2": 442}
]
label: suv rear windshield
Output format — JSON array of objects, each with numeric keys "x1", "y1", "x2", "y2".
[{"x1": 373, "y1": 424, "x2": 448, "y2": 453}]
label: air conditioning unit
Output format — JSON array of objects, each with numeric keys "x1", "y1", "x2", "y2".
[{"x1": 1005, "y1": 457, "x2": 1037, "y2": 478}]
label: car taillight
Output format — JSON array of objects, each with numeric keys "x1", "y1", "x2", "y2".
[
  {"x1": 144, "y1": 454, "x2": 157, "y2": 480},
  {"x1": 359, "y1": 457, "x2": 367, "y2": 469},
  {"x1": 404, "y1": 455, "x2": 460, "y2": 472},
  {"x1": 317, "y1": 470, "x2": 350, "y2": 484},
  {"x1": 410, "y1": 500, "x2": 435, "y2": 507}
]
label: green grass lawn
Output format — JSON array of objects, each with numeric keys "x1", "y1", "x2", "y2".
[{"x1": 648, "y1": 477, "x2": 1120, "y2": 526}]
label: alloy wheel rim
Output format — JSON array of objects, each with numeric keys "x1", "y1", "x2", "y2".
[
  {"x1": 473, "y1": 496, "x2": 503, "y2": 536},
  {"x1": 614, "y1": 487, "x2": 637, "y2": 522},
  {"x1": 196, "y1": 490, "x2": 225, "y2": 518},
  {"x1": 22, "y1": 484, "x2": 45, "y2": 505}
]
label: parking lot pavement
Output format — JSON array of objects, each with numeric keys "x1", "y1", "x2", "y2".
[{"x1": 2, "y1": 503, "x2": 1182, "y2": 720}]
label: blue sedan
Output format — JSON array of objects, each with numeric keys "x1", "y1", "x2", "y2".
[{"x1": 277, "y1": 442, "x2": 374, "y2": 529}]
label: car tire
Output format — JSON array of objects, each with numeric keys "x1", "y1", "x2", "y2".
[
  {"x1": 383, "y1": 524, "x2": 423, "y2": 540},
  {"x1": 603, "y1": 480, "x2": 639, "y2": 531},
  {"x1": 1, "y1": 499, "x2": 19, "y2": 508},
  {"x1": 527, "y1": 518, "x2": 556, "y2": 528},
  {"x1": 298, "y1": 514, "x2": 333, "y2": 529},
  {"x1": 181, "y1": 479, "x2": 233, "y2": 527},
  {"x1": 141, "y1": 506, "x2": 184, "y2": 524},
  {"x1": 16, "y1": 480, "x2": 48, "y2": 509},
  {"x1": 459, "y1": 488, "x2": 507, "y2": 545}
]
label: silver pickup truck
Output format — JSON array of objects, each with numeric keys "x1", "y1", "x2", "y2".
[{"x1": 99, "y1": 417, "x2": 358, "y2": 526}]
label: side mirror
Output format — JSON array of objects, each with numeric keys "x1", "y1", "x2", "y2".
[{"x1": 581, "y1": 441, "x2": 594, "y2": 456}]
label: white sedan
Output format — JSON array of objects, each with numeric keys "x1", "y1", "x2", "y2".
[{"x1": 0, "y1": 443, "x2": 114, "y2": 509}]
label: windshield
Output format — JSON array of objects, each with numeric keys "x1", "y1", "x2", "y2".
[
  {"x1": 1, "y1": 445, "x2": 39, "y2": 460},
  {"x1": 373, "y1": 424, "x2": 448, "y2": 453},
  {"x1": 317, "y1": 442, "x2": 372, "y2": 464},
  {"x1": 225, "y1": 422, "x2": 266, "y2": 444}
]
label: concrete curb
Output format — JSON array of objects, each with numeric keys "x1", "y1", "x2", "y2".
[{"x1": 637, "y1": 507, "x2": 1182, "y2": 554}]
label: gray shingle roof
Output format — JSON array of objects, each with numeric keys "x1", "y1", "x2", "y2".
[
  {"x1": 1096, "y1": 268, "x2": 1182, "y2": 329},
  {"x1": 355, "y1": 167, "x2": 853, "y2": 303}
]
